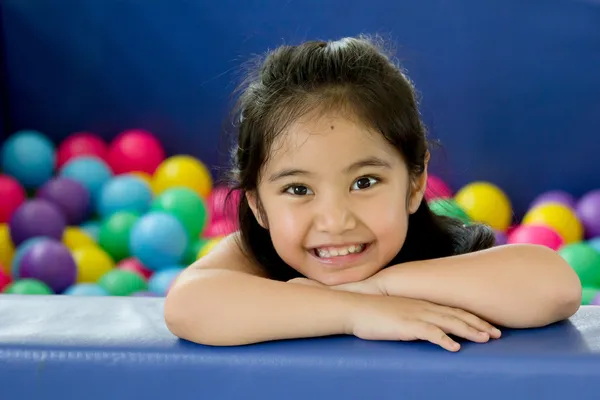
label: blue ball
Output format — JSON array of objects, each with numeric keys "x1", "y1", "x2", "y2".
[
  {"x1": 97, "y1": 175, "x2": 153, "y2": 218},
  {"x1": 148, "y1": 266, "x2": 184, "y2": 296},
  {"x1": 588, "y1": 237, "x2": 600, "y2": 253},
  {"x1": 59, "y1": 156, "x2": 113, "y2": 204},
  {"x1": 12, "y1": 237, "x2": 49, "y2": 278},
  {"x1": 64, "y1": 283, "x2": 108, "y2": 296},
  {"x1": 130, "y1": 212, "x2": 188, "y2": 271},
  {"x1": 80, "y1": 220, "x2": 101, "y2": 241},
  {"x1": 1, "y1": 130, "x2": 55, "y2": 188}
]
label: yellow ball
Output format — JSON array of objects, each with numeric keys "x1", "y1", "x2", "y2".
[
  {"x1": 72, "y1": 245, "x2": 115, "y2": 283},
  {"x1": 197, "y1": 238, "x2": 222, "y2": 259},
  {"x1": 152, "y1": 155, "x2": 212, "y2": 198},
  {"x1": 0, "y1": 224, "x2": 14, "y2": 275},
  {"x1": 63, "y1": 226, "x2": 96, "y2": 251},
  {"x1": 454, "y1": 181, "x2": 512, "y2": 231},
  {"x1": 522, "y1": 203, "x2": 583, "y2": 244}
]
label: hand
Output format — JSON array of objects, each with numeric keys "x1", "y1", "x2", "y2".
[{"x1": 348, "y1": 295, "x2": 501, "y2": 352}]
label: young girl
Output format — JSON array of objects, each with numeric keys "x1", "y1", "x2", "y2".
[{"x1": 164, "y1": 36, "x2": 581, "y2": 352}]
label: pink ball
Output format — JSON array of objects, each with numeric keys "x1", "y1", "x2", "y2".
[
  {"x1": 117, "y1": 257, "x2": 153, "y2": 280},
  {"x1": 425, "y1": 175, "x2": 453, "y2": 201},
  {"x1": 0, "y1": 266, "x2": 12, "y2": 292},
  {"x1": 0, "y1": 174, "x2": 26, "y2": 223},
  {"x1": 208, "y1": 186, "x2": 241, "y2": 222},
  {"x1": 507, "y1": 224, "x2": 564, "y2": 250},
  {"x1": 56, "y1": 132, "x2": 108, "y2": 169},
  {"x1": 202, "y1": 218, "x2": 238, "y2": 239},
  {"x1": 107, "y1": 129, "x2": 165, "y2": 175}
]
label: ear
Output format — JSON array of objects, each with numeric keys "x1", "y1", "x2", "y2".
[
  {"x1": 246, "y1": 190, "x2": 267, "y2": 228},
  {"x1": 408, "y1": 151, "x2": 430, "y2": 214}
]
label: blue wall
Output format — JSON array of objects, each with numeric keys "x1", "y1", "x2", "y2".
[{"x1": 0, "y1": 0, "x2": 599, "y2": 215}]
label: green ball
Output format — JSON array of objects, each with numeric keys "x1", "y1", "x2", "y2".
[
  {"x1": 182, "y1": 238, "x2": 209, "y2": 265},
  {"x1": 4, "y1": 279, "x2": 53, "y2": 295},
  {"x1": 98, "y1": 269, "x2": 148, "y2": 296},
  {"x1": 98, "y1": 211, "x2": 139, "y2": 262},
  {"x1": 559, "y1": 242, "x2": 600, "y2": 287},
  {"x1": 428, "y1": 198, "x2": 471, "y2": 224},
  {"x1": 150, "y1": 187, "x2": 209, "y2": 239},
  {"x1": 581, "y1": 287, "x2": 600, "y2": 305}
]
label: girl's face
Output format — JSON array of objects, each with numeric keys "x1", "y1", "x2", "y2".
[{"x1": 248, "y1": 111, "x2": 427, "y2": 286}]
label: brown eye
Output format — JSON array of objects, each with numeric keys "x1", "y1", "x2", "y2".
[
  {"x1": 351, "y1": 177, "x2": 378, "y2": 191},
  {"x1": 285, "y1": 185, "x2": 312, "y2": 196}
]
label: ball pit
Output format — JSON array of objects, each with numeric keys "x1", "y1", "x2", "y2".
[
  {"x1": 0, "y1": 129, "x2": 231, "y2": 298},
  {"x1": 454, "y1": 182, "x2": 512, "y2": 231}
]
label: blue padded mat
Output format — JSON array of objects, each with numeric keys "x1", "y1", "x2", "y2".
[{"x1": 0, "y1": 295, "x2": 599, "y2": 399}]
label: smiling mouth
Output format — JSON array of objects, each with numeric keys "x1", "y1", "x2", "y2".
[{"x1": 312, "y1": 243, "x2": 370, "y2": 258}]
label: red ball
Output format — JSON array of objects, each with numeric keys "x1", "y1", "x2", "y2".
[
  {"x1": 425, "y1": 175, "x2": 453, "y2": 201},
  {"x1": 0, "y1": 175, "x2": 26, "y2": 223},
  {"x1": 107, "y1": 129, "x2": 165, "y2": 175},
  {"x1": 507, "y1": 224, "x2": 564, "y2": 251},
  {"x1": 56, "y1": 132, "x2": 108, "y2": 169},
  {"x1": 208, "y1": 186, "x2": 241, "y2": 222},
  {"x1": 0, "y1": 267, "x2": 12, "y2": 292},
  {"x1": 117, "y1": 257, "x2": 153, "y2": 280},
  {"x1": 202, "y1": 217, "x2": 238, "y2": 239}
]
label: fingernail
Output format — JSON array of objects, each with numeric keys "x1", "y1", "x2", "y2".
[{"x1": 493, "y1": 328, "x2": 501, "y2": 335}]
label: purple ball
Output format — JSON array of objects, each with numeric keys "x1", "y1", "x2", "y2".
[
  {"x1": 529, "y1": 190, "x2": 577, "y2": 210},
  {"x1": 576, "y1": 189, "x2": 600, "y2": 238},
  {"x1": 494, "y1": 230, "x2": 508, "y2": 246},
  {"x1": 131, "y1": 291, "x2": 157, "y2": 297},
  {"x1": 591, "y1": 293, "x2": 600, "y2": 306},
  {"x1": 19, "y1": 238, "x2": 76, "y2": 293},
  {"x1": 9, "y1": 199, "x2": 67, "y2": 246},
  {"x1": 37, "y1": 177, "x2": 90, "y2": 225}
]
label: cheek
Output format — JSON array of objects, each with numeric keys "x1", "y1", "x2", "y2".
[
  {"x1": 263, "y1": 202, "x2": 309, "y2": 259},
  {"x1": 359, "y1": 193, "x2": 409, "y2": 255}
]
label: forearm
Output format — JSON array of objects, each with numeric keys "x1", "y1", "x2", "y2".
[
  {"x1": 165, "y1": 268, "x2": 360, "y2": 345},
  {"x1": 375, "y1": 244, "x2": 582, "y2": 328}
]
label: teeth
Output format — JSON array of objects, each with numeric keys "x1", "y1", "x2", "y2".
[{"x1": 315, "y1": 244, "x2": 365, "y2": 258}]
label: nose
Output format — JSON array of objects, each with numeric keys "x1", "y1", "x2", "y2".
[{"x1": 313, "y1": 193, "x2": 357, "y2": 235}]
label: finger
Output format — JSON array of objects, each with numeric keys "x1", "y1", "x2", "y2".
[
  {"x1": 415, "y1": 322, "x2": 461, "y2": 352},
  {"x1": 443, "y1": 307, "x2": 502, "y2": 339},
  {"x1": 424, "y1": 313, "x2": 490, "y2": 343}
]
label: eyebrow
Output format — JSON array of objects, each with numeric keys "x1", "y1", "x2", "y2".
[{"x1": 267, "y1": 156, "x2": 392, "y2": 183}]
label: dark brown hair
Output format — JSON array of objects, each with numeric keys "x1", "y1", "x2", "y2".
[{"x1": 224, "y1": 35, "x2": 494, "y2": 281}]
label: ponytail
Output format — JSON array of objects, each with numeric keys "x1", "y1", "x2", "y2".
[{"x1": 391, "y1": 199, "x2": 496, "y2": 265}]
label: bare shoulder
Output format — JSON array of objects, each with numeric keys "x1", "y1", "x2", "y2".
[{"x1": 186, "y1": 232, "x2": 268, "y2": 278}]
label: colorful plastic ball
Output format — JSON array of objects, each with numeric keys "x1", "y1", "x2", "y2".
[
  {"x1": 197, "y1": 237, "x2": 222, "y2": 259},
  {"x1": 63, "y1": 283, "x2": 109, "y2": 296},
  {"x1": 98, "y1": 211, "x2": 139, "y2": 262},
  {"x1": 588, "y1": 237, "x2": 600, "y2": 253},
  {"x1": 62, "y1": 226, "x2": 96, "y2": 251},
  {"x1": 1, "y1": 130, "x2": 55, "y2": 188},
  {"x1": 0, "y1": 267, "x2": 12, "y2": 292},
  {"x1": 107, "y1": 129, "x2": 165, "y2": 175},
  {"x1": 183, "y1": 239, "x2": 208, "y2": 265},
  {"x1": 454, "y1": 182, "x2": 512, "y2": 231},
  {"x1": 37, "y1": 177, "x2": 90, "y2": 225},
  {"x1": 130, "y1": 212, "x2": 188, "y2": 271},
  {"x1": 202, "y1": 217, "x2": 238, "y2": 238},
  {"x1": 9, "y1": 199, "x2": 67, "y2": 246},
  {"x1": 56, "y1": 132, "x2": 108, "y2": 169},
  {"x1": 72, "y1": 244, "x2": 115, "y2": 283},
  {"x1": 79, "y1": 220, "x2": 101, "y2": 241},
  {"x1": 152, "y1": 155, "x2": 213, "y2": 198},
  {"x1": 98, "y1": 269, "x2": 148, "y2": 296},
  {"x1": 523, "y1": 203, "x2": 583, "y2": 244},
  {"x1": 576, "y1": 190, "x2": 600, "y2": 238},
  {"x1": 208, "y1": 186, "x2": 241, "y2": 222},
  {"x1": 590, "y1": 292, "x2": 600, "y2": 306},
  {"x1": 507, "y1": 224, "x2": 564, "y2": 251},
  {"x1": 0, "y1": 224, "x2": 15, "y2": 274},
  {"x1": 494, "y1": 230, "x2": 508, "y2": 246},
  {"x1": 558, "y1": 242, "x2": 600, "y2": 287},
  {"x1": 19, "y1": 238, "x2": 77, "y2": 293},
  {"x1": 11, "y1": 237, "x2": 46, "y2": 278},
  {"x1": 131, "y1": 291, "x2": 158, "y2": 297},
  {"x1": 129, "y1": 171, "x2": 153, "y2": 191},
  {"x1": 97, "y1": 175, "x2": 153, "y2": 219},
  {"x1": 583, "y1": 288, "x2": 600, "y2": 305},
  {"x1": 59, "y1": 156, "x2": 113, "y2": 202},
  {"x1": 3, "y1": 278, "x2": 53, "y2": 294},
  {"x1": 428, "y1": 198, "x2": 470, "y2": 224},
  {"x1": 424, "y1": 175, "x2": 453, "y2": 202},
  {"x1": 529, "y1": 190, "x2": 577, "y2": 210},
  {"x1": 150, "y1": 187, "x2": 209, "y2": 240},
  {"x1": 0, "y1": 175, "x2": 26, "y2": 223},
  {"x1": 117, "y1": 257, "x2": 153, "y2": 280},
  {"x1": 148, "y1": 267, "x2": 184, "y2": 296}
]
